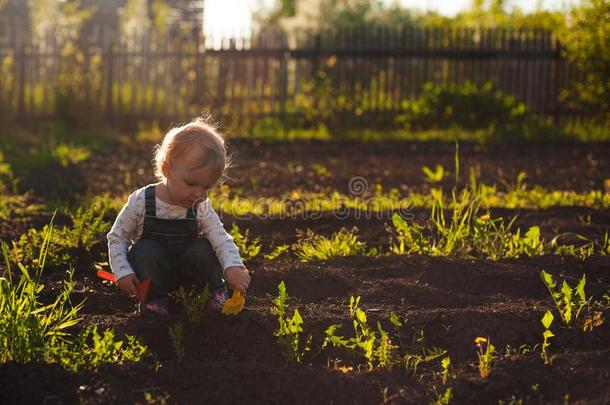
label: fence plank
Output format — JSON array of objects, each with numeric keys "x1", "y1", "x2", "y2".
[{"x1": 0, "y1": 26, "x2": 592, "y2": 124}]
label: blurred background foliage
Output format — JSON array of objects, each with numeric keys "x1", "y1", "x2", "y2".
[{"x1": 0, "y1": 0, "x2": 607, "y2": 140}]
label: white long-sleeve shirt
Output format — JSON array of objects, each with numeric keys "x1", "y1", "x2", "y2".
[{"x1": 107, "y1": 184, "x2": 244, "y2": 281}]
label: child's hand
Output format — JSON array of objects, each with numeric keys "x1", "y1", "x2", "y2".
[
  {"x1": 225, "y1": 266, "x2": 251, "y2": 294},
  {"x1": 117, "y1": 274, "x2": 140, "y2": 296}
]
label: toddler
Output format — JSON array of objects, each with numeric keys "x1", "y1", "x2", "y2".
[{"x1": 107, "y1": 118, "x2": 251, "y2": 316}]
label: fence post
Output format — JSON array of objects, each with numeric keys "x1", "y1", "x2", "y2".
[
  {"x1": 17, "y1": 43, "x2": 26, "y2": 122},
  {"x1": 312, "y1": 33, "x2": 321, "y2": 112},
  {"x1": 105, "y1": 32, "x2": 114, "y2": 120},
  {"x1": 279, "y1": 32, "x2": 288, "y2": 119},
  {"x1": 552, "y1": 35, "x2": 562, "y2": 125}
]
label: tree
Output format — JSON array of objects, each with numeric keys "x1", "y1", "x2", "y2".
[
  {"x1": 119, "y1": 0, "x2": 151, "y2": 44},
  {"x1": 253, "y1": 0, "x2": 418, "y2": 32},
  {"x1": 557, "y1": 0, "x2": 610, "y2": 117}
]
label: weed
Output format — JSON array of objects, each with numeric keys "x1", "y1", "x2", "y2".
[
  {"x1": 389, "y1": 189, "x2": 545, "y2": 259},
  {"x1": 272, "y1": 281, "x2": 312, "y2": 364},
  {"x1": 51, "y1": 144, "x2": 91, "y2": 167},
  {"x1": 177, "y1": 285, "x2": 210, "y2": 327},
  {"x1": 293, "y1": 227, "x2": 367, "y2": 262},
  {"x1": 388, "y1": 213, "x2": 430, "y2": 255},
  {"x1": 540, "y1": 310, "x2": 555, "y2": 365},
  {"x1": 423, "y1": 164, "x2": 445, "y2": 183},
  {"x1": 582, "y1": 311, "x2": 604, "y2": 333},
  {"x1": 440, "y1": 356, "x2": 451, "y2": 385},
  {"x1": 401, "y1": 326, "x2": 447, "y2": 375},
  {"x1": 0, "y1": 229, "x2": 82, "y2": 362},
  {"x1": 10, "y1": 204, "x2": 109, "y2": 269},
  {"x1": 540, "y1": 270, "x2": 588, "y2": 326},
  {"x1": 168, "y1": 323, "x2": 185, "y2": 363},
  {"x1": 211, "y1": 184, "x2": 609, "y2": 219},
  {"x1": 310, "y1": 163, "x2": 330, "y2": 177},
  {"x1": 551, "y1": 231, "x2": 609, "y2": 259},
  {"x1": 508, "y1": 226, "x2": 545, "y2": 257},
  {"x1": 47, "y1": 326, "x2": 147, "y2": 372},
  {"x1": 0, "y1": 193, "x2": 45, "y2": 222},
  {"x1": 229, "y1": 223, "x2": 261, "y2": 261},
  {"x1": 0, "y1": 151, "x2": 18, "y2": 193},
  {"x1": 263, "y1": 244, "x2": 290, "y2": 260},
  {"x1": 474, "y1": 337, "x2": 495, "y2": 379},
  {"x1": 141, "y1": 391, "x2": 171, "y2": 405},
  {"x1": 504, "y1": 344, "x2": 537, "y2": 357},
  {"x1": 323, "y1": 296, "x2": 398, "y2": 370},
  {"x1": 430, "y1": 387, "x2": 452, "y2": 405},
  {"x1": 0, "y1": 220, "x2": 146, "y2": 369}
]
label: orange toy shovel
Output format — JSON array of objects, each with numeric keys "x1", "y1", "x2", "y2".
[{"x1": 96, "y1": 269, "x2": 152, "y2": 303}]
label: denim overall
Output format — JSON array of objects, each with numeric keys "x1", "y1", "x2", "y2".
[{"x1": 127, "y1": 185, "x2": 225, "y2": 302}]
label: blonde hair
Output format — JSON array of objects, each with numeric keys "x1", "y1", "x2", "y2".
[{"x1": 152, "y1": 117, "x2": 230, "y2": 183}]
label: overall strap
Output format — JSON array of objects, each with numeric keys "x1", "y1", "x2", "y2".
[
  {"x1": 186, "y1": 204, "x2": 196, "y2": 219},
  {"x1": 144, "y1": 185, "x2": 156, "y2": 217}
]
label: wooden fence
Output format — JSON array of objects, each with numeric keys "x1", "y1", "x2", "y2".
[{"x1": 0, "y1": 25, "x2": 586, "y2": 126}]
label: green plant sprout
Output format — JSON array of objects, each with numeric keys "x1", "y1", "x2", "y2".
[
  {"x1": 211, "y1": 182, "x2": 609, "y2": 220},
  {"x1": 551, "y1": 231, "x2": 609, "y2": 260},
  {"x1": 440, "y1": 356, "x2": 451, "y2": 385},
  {"x1": 323, "y1": 296, "x2": 398, "y2": 370},
  {"x1": 272, "y1": 281, "x2": 312, "y2": 364},
  {"x1": 177, "y1": 284, "x2": 210, "y2": 327},
  {"x1": 422, "y1": 164, "x2": 445, "y2": 183},
  {"x1": 388, "y1": 188, "x2": 546, "y2": 260},
  {"x1": 504, "y1": 344, "x2": 537, "y2": 357},
  {"x1": 430, "y1": 387, "x2": 452, "y2": 405},
  {"x1": 9, "y1": 203, "x2": 109, "y2": 269},
  {"x1": 474, "y1": 337, "x2": 495, "y2": 379},
  {"x1": 46, "y1": 326, "x2": 147, "y2": 372},
  {"x1": 229, "y1": 223, "x2": 261, "y2": 261},
  {"x1": 263, "y1": 244, "x2": 289, "y2": 260},
  {"x1": 540, "y1": 310, "x2": 555, "y2": 365},
  {"x1": 402, "y1": 327, "x2": 447, "y2": 376},
  {"x1": 293, "y1": 227, "x2": 367, "y2": 262},
  {"x1": 540, "y1": 270, "x2": 588, "y2": 326},
  {"x1": 1, "y1": 218, "x2": 146, "y2": 369},
  {"x1": 168, "y1": 322, "x2": 185, "y2": 363}
]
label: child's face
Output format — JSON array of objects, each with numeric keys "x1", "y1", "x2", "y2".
[{"x1": 163, "y1": 146, "x2": 222, "y2": 209}]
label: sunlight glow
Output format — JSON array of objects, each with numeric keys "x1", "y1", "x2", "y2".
[{"x1": 203, "y1": 0, "x2": 574, "y2": 38}]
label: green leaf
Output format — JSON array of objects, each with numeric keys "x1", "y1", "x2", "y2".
[
  {"x1": 389, "y1": 312, "x2": 401, "y2": 328},
  {"x1": 355, "y1": 308, "x2": 367, "y2": 324},
  {"x1": 540, "y1": 270, "x2": 559, "y2": 297},
  {"x1": 575, "y1": 274, "x2": 587, "y2": 304},
  {"x1": 541, "y1": 310, "x2": 554, "y2": 329}
]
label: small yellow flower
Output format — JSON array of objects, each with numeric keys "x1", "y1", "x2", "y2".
[
  {"x1": 474, "y1": 337, "x2": 487, "y2": 345},
  {"x1": 479, "y1": 214, "x2": 491, "y2": 222},
  {"x1": 222, "y1": 290, "x2": 245, "y2": 316},
  {"x1": 337, "y1": 366, "x2": 353, "y2": 373}
]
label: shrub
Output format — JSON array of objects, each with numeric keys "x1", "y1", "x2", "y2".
[
  {"x1": 396, "y1": 81, "x2": 560, "y2": 140},
  {"x1": 293, "y1": 227, "x2": 367, "y2": 261}
]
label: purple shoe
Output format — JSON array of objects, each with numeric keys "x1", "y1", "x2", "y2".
[
  {"x1": 139, "y1": 297, "x2": 170, "y2": 317},
  {"x1": 207, "y1": 285, "x2": 231, "y2": 310}
]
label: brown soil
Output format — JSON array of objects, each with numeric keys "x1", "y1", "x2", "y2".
[
  {"x1": 2, "y1": 254, "x2": 608, "y2": 404},
  {"x1": 1, "y1": 141, "x2": 609, "y2": 405},
  {"x1": 56, "y1": 140, "x2": 610, "y2": 200}
]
